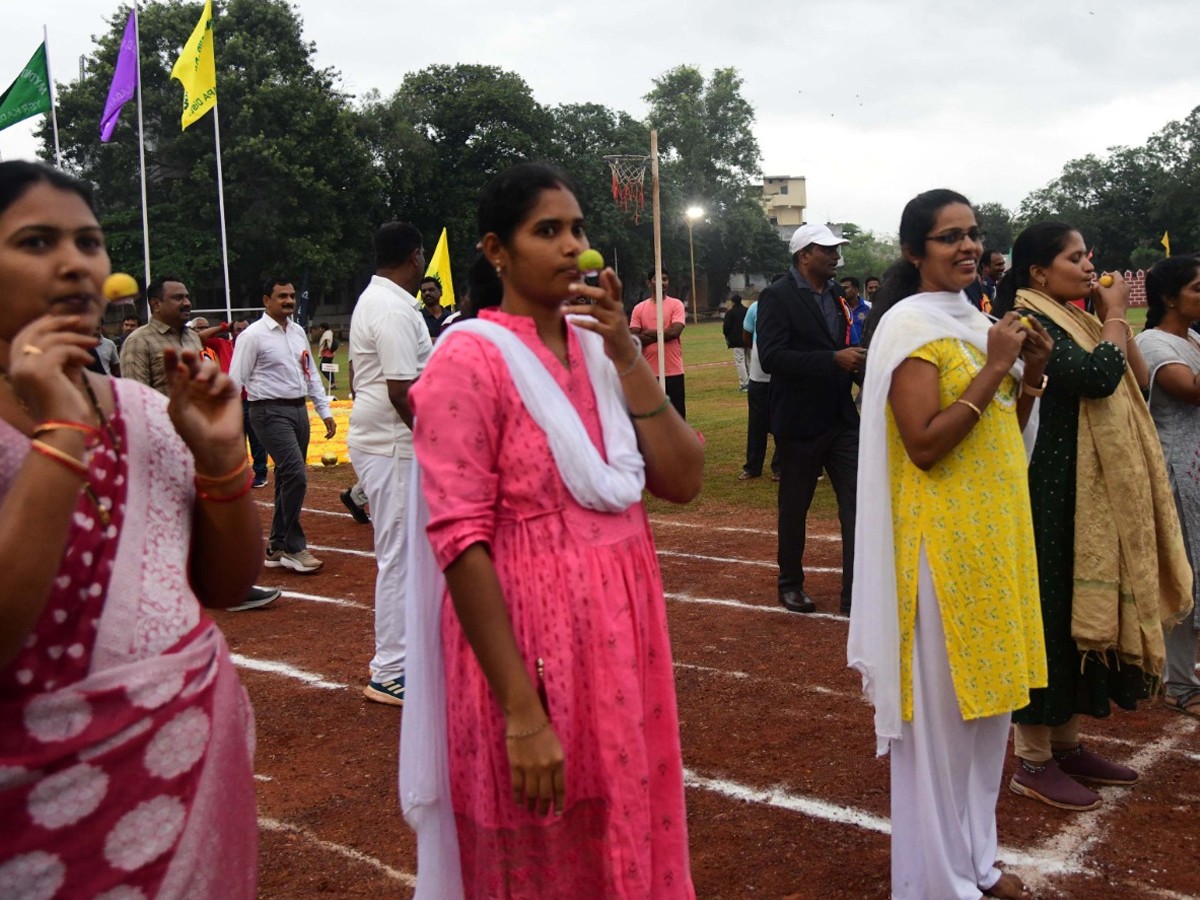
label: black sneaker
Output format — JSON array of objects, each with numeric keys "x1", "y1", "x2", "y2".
[
  {"x1": 226, "y1": 586, "x2": 281, "y2": 612},
  {"x1": 252, "y1": 473, "x2": 269, "y2": 489},
  {"x1": 340, "y1": 489, "x2": 370, "y2": 524}
]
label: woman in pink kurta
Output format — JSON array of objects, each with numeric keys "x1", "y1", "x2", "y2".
[{"x1": 407, "y1": 163, "x2": 704, "y2": 898}]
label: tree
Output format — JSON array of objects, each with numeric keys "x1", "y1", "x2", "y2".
[
  {"x1": 1018, "y1": 146, "x2": 1161, "y2": 271},
  {"x1": 544, "y1": 102, "x2": 654, "y2": 302},
  {"x1": 836, "y1": 226, "x2": 899, "y2": 282},
  {"x1": 40, "y1": 0, "x2": 380, "y2": 311},
  {"x1": 973, "y1": 202, "x2": 1014, "y2": 253},
  {"x1": 644, "y1": 66, "x2": 787, "y2": 310}
]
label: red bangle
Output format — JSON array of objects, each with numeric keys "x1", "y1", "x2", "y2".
[
  {"x1": 30, "y1": 439, "x2": 89, "y2": 477},
  {"x1": 32, "y1": 420, "x2": 102, "y2": 446},
  {"x1": 196, "y1": 471, "x2": 253, "y2": 502}
]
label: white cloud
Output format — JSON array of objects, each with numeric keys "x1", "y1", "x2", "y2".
[{"x1": 1, "y1": 0, "x2": 1196, "y2": 233}]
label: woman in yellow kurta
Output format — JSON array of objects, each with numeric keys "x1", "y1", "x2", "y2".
[{"x1": 850, "y1": 189, "x2": 1050, "y2": 900}]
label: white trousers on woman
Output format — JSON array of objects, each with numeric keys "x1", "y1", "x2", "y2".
[{"x1": 890, "y1": 550, "x2": 1009, "y2": 900}]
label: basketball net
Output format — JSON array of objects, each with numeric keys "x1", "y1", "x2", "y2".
[{"x1": 604, "y1": 155, "x2": 650, "y2": 224}]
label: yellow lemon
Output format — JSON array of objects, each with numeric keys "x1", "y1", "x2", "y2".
[
  {"x1": 103, "y1": 272, "x2": 139, "y2": 301},
  {"x1": 1098, "y1": 274, "x2": 1114, "y2": 288}
]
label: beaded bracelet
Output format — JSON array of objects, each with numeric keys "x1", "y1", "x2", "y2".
[
  {"x1": 505, "y1": 720, "x2": 550, "y2": 741},
  {"x1": 30, "y1": 439, "x2": 88, "y2": 477},
  {"x1": 195, "y1": 471, "x2": 254, "y2": 502}
]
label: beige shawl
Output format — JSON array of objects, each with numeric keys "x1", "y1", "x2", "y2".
[{"x1": 1016, "y1": 290, "x2": 1193, "y2": 677}]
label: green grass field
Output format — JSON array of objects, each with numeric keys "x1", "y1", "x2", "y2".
[{"x1": 319, "y1": 306, "x2": 1152, "y2": 520}]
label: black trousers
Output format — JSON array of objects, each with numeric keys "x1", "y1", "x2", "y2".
[
  {"x1": 743, "y1": 379, "x2": 779, "y2": 476},
  {"x1": 242, "y1": 398, "x2": 269, "y2": 479},
  {"x1": 664, "y1": 374, "x2": 686, "y2": 420},
  {"x1": 776, "y1": 424, "x2": 858, "y2": 601}
]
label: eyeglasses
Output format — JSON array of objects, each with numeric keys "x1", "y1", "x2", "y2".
[{"x1": 926, "y1": 228, "x2": 986, "y2": 246}]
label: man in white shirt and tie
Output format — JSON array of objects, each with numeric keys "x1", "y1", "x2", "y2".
[
  {"x1": 347, "y1": 222, "x2": 431, "y2": 705},
  {"x1": 230, "y1": 278, "x2": 337, "y2": 574}
]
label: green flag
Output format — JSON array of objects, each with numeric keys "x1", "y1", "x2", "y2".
[{"x1": 0, "y1": 43, "x2": 52, "y2": 134}]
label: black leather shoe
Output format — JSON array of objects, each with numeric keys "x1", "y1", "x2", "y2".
[
  {"x1": 779, "y1": 590, "x2": 816, "y2": 614},
  {"x1": 340, "y1": 489, "x2": 370, "y2": 524}
]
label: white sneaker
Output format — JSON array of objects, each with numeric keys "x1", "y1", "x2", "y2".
[{"x1": 280, "y1": 549, "x2": 323, "y2": 573}]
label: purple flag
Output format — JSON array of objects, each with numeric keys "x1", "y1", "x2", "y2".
[{"x1": 99, "y1": 11, "x2": 137, "y2": 142}]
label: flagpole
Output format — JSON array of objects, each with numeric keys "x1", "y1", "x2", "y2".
[
  {"x1": 212, "y1": 107, "x2": 233, "y2": 324},
  {"x1": 42, "y1": 25, "x2": 62, "y2": 167},
  {"x1": 133, "y1": 1, "x2": 151, "y2": 286}
]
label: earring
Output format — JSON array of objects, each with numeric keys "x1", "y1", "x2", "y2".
[{"x1": 1037, "y1": 277, "x2": 1047, "y2": 288}]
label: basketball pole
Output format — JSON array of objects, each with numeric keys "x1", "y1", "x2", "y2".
[{"x1": 650, "y1": 129, "x2": 666, "y2": 387}]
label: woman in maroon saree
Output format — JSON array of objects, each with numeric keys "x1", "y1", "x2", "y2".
[{"x1": 0, "y1": 161, "x2": 263, "y2": 898}]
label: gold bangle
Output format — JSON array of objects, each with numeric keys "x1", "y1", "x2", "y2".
[
  {"x1": 953, "y1": 398, "x2": 983, "y2": 419},
  {"x1": 505, "y1": 720, "x2": 550, "y2": 741},
  {"x1": 630, "y1": 396, "x2": 672, "y2": 420},
  {"x1": 30, "y1": 439, "x2": 89, "y2": 477},
  {"x1": 194, "y1": 458, "x2": 249, "y2": 485},
  {"x1": 1104, "y1": 318, "x2": 1133, "y2": 339}
]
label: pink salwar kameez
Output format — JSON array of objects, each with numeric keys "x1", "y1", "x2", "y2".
[{"x1": 410, "y1": 309, "x2": 694, "y2": 899}]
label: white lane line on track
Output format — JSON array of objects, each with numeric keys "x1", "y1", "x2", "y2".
[
  {"x1": 674, "y1": 663, "x2": 858, "y2": 699},
  {"x1": 280, "y1": 589, "x2": 371, "y2": 611},
  {"x1": 665, "y1": 591, "x2": 848, "y2": 622},
  {"x1": 259, "y1": 500, "x2": 349, "y2": 519},
  {"x1": 682, "y1": 768, "x2": 1086, "y2": 877},
  {"x1": 658, "y1": 549, "x2": 840, "y2": 573},
  {"x1": 1019, "y1": 719, "x2": 1197, "y2": 889},
  {"x1": 254, "y1": 774, "x2": 273, "y2": 782},
  {"x1": 259, "y1": 817, "x2": 417, "y2": 887},
  {"x1": 676, "y1": 662, "x2": 750, "y2": 679},
  {"x1": 230, "y1": 654, "x2": 347, "y2": 690},
  {"x1": 649, "y1": 517, "x2": 840, "y2": 542},
  {"x1": 308, "y1": 543, "x2": 375, "y2": 558}
]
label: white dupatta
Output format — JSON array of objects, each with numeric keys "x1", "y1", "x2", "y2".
[
  {"x1": 846, "y1": 292, "x2": 1038, "y2": 756},
  {"x1": 398, "y1": 316, "x2": 646, "y2": 899}
]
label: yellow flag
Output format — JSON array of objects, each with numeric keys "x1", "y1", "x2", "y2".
[
  {"x1": 424, "y1": 228, "x2": 456, "y2": 308},
  {"x1": 1161, "y1": 231, "x2": 1171, "y2": 258},
  {"x1": 170, "y1": 0, "x2": 217, "y2": 130}
]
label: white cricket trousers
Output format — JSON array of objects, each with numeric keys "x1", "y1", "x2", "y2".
[
  {"x1": 350, "y1": 447, "x2": 412, "y2": 683},
  {"x1": 890, "y1": 550, "x2": 1009, "y2": 900}
]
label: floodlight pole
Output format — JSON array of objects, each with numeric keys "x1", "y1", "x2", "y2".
[
  {"x1": 650, "y1": 130, "x2": 665, "y2": 387},
  {"x1": 686, "y1": 217, "x2": 699, "y2": 325}
]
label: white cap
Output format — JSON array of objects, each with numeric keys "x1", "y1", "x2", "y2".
[{"x1": 788, "y1": 223, "x2": 850, "y2": 256}]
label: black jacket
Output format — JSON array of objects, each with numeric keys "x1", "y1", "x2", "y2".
[
  {"x1": 722, "y1": 303, "x2": 748, "y2": 348},
  {"x1": 756, "y1": 273, "x2": 859, "y2": 440}
]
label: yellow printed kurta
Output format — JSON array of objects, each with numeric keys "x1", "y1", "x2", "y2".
[{"x1": 888, "y1": 339, "x2": 1047, "y2": 721}]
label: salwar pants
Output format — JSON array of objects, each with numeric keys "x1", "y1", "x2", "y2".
[{"x1": 890, "y1": 550, "x2": 1007, "y2": 900}]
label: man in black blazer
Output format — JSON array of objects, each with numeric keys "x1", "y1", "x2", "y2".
[{"x1": 756, "y1": 223, "x2": 865, "y2": 615}]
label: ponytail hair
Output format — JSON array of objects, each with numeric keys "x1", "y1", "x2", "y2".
[
  {"x1": 993, "y1": 221, "x2": 1078, "y2": 315},
  {"x1": 467, "y1": 253, "x2": 503, "y2": 314},
  {"x1": 1145, "y1": 254, "x2": 1200, "y2": 330},
  {"x1": 861, "y1": 188, "x2": 971, "y2": 348}
]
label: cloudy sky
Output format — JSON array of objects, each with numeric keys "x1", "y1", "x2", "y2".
[{"x1": 2, "y1": 0, "x2": 1197, "y2": 235}]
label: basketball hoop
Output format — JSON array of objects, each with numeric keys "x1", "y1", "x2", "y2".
[{"x1": 604, "y1": 154, "x2": 650, "y2": 223}]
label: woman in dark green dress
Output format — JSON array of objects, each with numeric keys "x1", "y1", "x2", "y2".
[{"x1": 993, "y1": 222, "x2": 1192, "y2": 812}]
